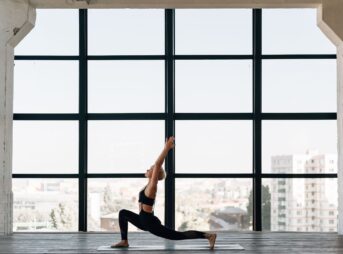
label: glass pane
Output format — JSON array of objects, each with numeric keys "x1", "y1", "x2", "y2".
[
  {"x1": 175, "y1": 121, "x2": 252, "y2": 173},
  {"x1": 14, "y1": 61, "x2": 78, "y2": 113},
  {"x1": 13, "y1": 179, "x2": 78, "y2": 232},
  {"x1": 15, "y1": 9, "x2": 78, "y2": 55},
  {"x1": 262, "y1": 9, "x2": 336, "y2": 54},
  {"x1": 13, "y1": 121, "x2": 78, "y2": 174},
  {"x1": 262, "y1": 60, "x2": 336, "y2": 113},
  {"x1": 176, "y1": 9, "x2": 252, "y2": 54},
  {"x1": 88, "y1": 9, "x2": 164, "y2": 55},
  {"x1": 262, "y1": 121, "x2": 337, "y2": 173},
  {"x1": 175, "y1": 61, "x2": 252, "y2": 113},
  {"x1": 88, "y1": 179, "x2": 165, "y2": 232},
  {"x1": 88, "y1": 61, "x2": 164, "y2": 113},
  {"x1": 176, "y1": 179, "x2": 252, "y2": 231},
  {"x1": 263, "y1": 178, "x2": 338, "y2": 232},
  {"x1": 88, "y1": 121, "x2": 165, "y2": 173}
]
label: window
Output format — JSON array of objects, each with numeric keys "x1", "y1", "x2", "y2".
[
  {"x1": 13, "y1": 8, "x2": 336, "y2": 233},
  {"x1": 262, "y1": 59, "x2": 337, "y2": 112},
  {"x1": 13, "y1": 179, "x2": 78, "y2": 232},
  {"x1": 88, "y1": 121, "x2": 164, "y2": 173},
  {"x1": 262, "y1": 9, "x2": 335, "y2": 54},
  {"x1": 176, "y1": 9, "x2": 252, "y2": 54},
  {"x1": 263, "y1": 178, "x2": 337, "y2": 232},
  {"x1": 175, "y1": 60, "x2": 252, "y2": 113},
  {"x1": 88, "y1": 179, "x2": 165, "y2": 231},
  {"x1": 13, "y1": 121, "x2": 78, "y2": 174},
  {"x1": 15, "y1": 9, "x2": 78, "y2": 55},
  {"x1": 88, "y1": 9, "x2": 164, "y2": 55},
  {"x1": 262, "y1": 121, "x2": 337, "y2": 173},
  {"x1": 175, "y1": 121, "x2": 252, "y2": 173},
  {"x1": 14, "y1": 61, "x2": 79, "y2": 113},
  {"x1": 175, "y1": 179, "x2": 252, "y2": 231},
  {"x1": 88, "y1": 61, "x2": 165, "y2": 113}
]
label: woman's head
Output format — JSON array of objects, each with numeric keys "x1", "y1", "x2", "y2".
[{"x1": 145, "y1": 165, "x2": 166, "y2": 181}]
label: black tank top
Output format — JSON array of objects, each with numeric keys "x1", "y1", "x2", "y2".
[{"x1": 138, "y1": 186, "x2": 155, "y2": 206}]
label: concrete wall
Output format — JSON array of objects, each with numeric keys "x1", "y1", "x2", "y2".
[
  {"x1": 0, "y1": 0, "x2": 35, "y2": 236},
  {"x1": 0, "y1": 0, "x2": 343, "y2": 235}
]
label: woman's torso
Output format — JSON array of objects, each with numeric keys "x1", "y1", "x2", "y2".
[{"x1": 138, "y1": 184, "x2": 157, "y2": 213}]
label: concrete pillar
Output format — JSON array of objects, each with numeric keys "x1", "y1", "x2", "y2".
[
  {"x1": 318, "y1": 0, "x2": 343, "y2": 235},
  {"x1": 0, "y1": 0, "x2": 35, "y2": 236},
  {"x1": 337, "y1": 43, "x2": 343, "y2": 235}
]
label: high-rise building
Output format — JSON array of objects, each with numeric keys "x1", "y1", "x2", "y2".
[{"x1": 271, "y1": 150, "x2": 337, "y2": 232}]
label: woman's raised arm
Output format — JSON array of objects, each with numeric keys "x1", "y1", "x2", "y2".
[{"x1": 150, "y1": 136, "x2": 175, "y2": 185}]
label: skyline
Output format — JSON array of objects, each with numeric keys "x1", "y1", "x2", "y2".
[{"x1": 12, "y1": 148, "x2": 338, "y2": 232}]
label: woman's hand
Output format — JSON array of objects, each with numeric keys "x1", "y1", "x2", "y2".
[
  {"x1": 152, "y1": 136, "x2": 175, "y2": 180},
  {"x1": 165, "y1": 136, "x2": 175, "y2": 150}
]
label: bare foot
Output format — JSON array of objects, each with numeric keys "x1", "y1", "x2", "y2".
[
  {"x1": 206, "y1": 233, "x2": 217, "y2": 250},
  {"x1": 110, "y1": 240, "x2": 129, "y2": 248}
]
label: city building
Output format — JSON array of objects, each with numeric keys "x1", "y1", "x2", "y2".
[{"x1": 271, "y1": 150, "x2": 337, "y2": 232}]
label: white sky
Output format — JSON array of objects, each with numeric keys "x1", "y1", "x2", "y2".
[{"x1": 12, "y1": 8, "x2": 337, "y2": 174}]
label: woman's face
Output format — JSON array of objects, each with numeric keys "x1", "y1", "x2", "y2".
[{"x1": 145, "y1": 165, "x2": 154, "y2": 178}]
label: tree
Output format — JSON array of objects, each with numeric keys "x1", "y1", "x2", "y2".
[
  {"x1": 49, "y1": 202, "x2": 76, "y2": 230},
  {"x1": 59, "y1": 203, "x2": 66, "y2": 225},
  {"x1": 58, "y1": 203, "x2": 74, "y2": 229},
  {"x1": 50, "y1": 209, "x2": 58, "y2": 229},
  {"x1": 246, "y1": 185, "x2": 271, "y2": 230},
  {"x1": 102, "y1": 184, "x2": 121, "y2": 214},
  {"x1": 103, "y1": 184, "x2": 112, "y2": 207}
]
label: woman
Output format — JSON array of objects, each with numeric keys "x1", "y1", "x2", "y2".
[{"x1": 111, "y1": 136, "x2": 217, "y2": 249}]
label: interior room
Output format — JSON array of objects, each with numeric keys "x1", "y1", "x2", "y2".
[{"x1": 1, "y1": 0, "x2": 343, "y2": 253}]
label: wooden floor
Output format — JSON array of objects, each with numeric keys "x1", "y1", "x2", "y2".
[{"x1": 1, "y1": 232, "x2": 343, "y2": 254}]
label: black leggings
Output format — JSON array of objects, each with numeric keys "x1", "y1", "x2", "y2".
[{"x1": 118, "y1": 209, "x2": 206, "y2": 241}]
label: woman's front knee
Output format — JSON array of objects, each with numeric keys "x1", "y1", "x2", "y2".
[{"x1": 119, "y1": 209, "x2": 129, "y2": 218}]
